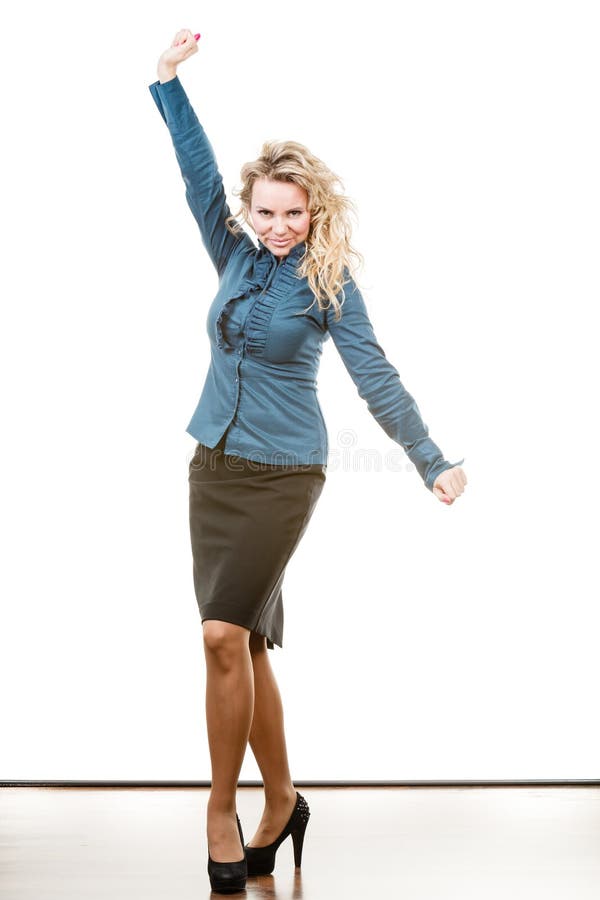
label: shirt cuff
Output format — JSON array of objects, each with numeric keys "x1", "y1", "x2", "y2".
[{"x1": 425, "y1": 456, "x2": 465, "y2": 492}]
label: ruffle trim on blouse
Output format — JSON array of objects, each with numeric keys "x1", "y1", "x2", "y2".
[
  {"x1": 245, "y1": 248, "x2": 305, "y2": 356},
  {"x1": 215, "y1": 241, "x2": 307, "y2": 354},
  {"x1": 214, "y1": 253, "x2": 272, "y2": 350}
]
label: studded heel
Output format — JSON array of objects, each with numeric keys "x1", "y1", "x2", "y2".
[
  {"x1": 207, "y1": 812, "x2": 247, "y2": 893},
  {"x1": 244, "y1": 791, "x2": 310, "y2": 876}
]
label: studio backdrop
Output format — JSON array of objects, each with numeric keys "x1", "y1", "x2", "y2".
[{"x1": 1, "y1": 0, "x2": 598, "y2": 781}]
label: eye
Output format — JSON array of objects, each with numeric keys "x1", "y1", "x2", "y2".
[{"x1": 257, "y1": 210, "x2": 304, "y2": 216}]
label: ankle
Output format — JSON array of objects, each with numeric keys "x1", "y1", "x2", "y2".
[{"x1": 263, "y1": 785, "x2": 297, "y2": 807}]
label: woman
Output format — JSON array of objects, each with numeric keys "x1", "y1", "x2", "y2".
[{"x1": 150, "y1": 28, "x2": 467, "y2": 893}]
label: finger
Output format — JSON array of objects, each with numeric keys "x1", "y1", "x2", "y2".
[
  {"x1": 443, "y1": 479, "x2": 458, "y2": 500},
  {"x1": 455, "y1": 468, "x2": 467, "y2": 488},
  {"x1": 449, "y1": 476, "x2": 462, "y2": 497},
  {"x1": 450, "y1": 473, "x2": 464, "y2": 497},
  {"x1": 448, "y1": 466, "x2": 467, "y2": 490}
]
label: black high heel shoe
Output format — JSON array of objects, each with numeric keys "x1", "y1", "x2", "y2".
[
  {"x1": 207, "y1": 812, "x2": 247, "y2": 893},
  {"x1": 244, "y1": 791, "x2": 310, "y2": 876}
]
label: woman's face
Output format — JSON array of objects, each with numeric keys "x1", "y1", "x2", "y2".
[{"x1": 248, "y1": 178, "x2": 311, "y2": 258}]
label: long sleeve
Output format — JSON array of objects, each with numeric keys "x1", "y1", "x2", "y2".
[
  {"x1": 327, "y1": 277, "x2": 464, "y2": 492},
  {"x1": 148, "y1": 75, "x2": 252, "y2": 276}
]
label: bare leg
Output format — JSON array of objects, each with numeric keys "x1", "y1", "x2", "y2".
[
  {"x1": 246, "y1": 630, "x2": 298, "y2": 847},
  {"x1": 203, "y1": 620, "x2": 253, "y2": 862}
]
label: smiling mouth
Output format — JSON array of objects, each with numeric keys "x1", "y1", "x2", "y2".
[{"x1": 271, "y1": 238, "x2": 291, "y2": 245}]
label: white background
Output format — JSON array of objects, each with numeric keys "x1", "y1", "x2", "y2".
[{"x1": 1, "y1": 0, "x2": 598, "y2": 780}]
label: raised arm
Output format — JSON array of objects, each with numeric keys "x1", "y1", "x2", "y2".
[
  {"x1": 149, "y1": 31, "x2": 253, "y2": 276},
  {"x1": 326, "y1": 276, "x2": 464, "y2": 493}
]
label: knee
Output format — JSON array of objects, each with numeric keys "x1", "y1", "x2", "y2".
[{"x1": 202, "y1": 620, "x2": 248, "y2": 666}]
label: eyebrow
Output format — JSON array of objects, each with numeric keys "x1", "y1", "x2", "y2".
[{"x1": 256, "y1": 206, "x2": 305, "y2": 212}]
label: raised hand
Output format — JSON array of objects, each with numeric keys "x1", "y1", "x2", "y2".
[{"x1": 158, "y1": 29, "x2": 200, "y2": 73}]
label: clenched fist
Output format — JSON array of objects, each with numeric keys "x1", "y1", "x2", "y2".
[
  {"x1": 158, "y1": 29, "x2": 200, "y2": 74},
  {"x1": 432, "y1": 465, "x2": 467, "y2": 505}
]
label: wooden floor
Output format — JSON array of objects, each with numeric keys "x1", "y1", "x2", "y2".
[{"x1": 0, "y1": 786, "x2": 599, "y2": 898}]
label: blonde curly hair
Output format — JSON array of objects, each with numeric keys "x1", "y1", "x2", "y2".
[{"x1": 224, "y1": 139, "x2": 364, "y2": 322}]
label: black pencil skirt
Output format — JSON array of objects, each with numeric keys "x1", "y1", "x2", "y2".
[{"x1": 188, "y1": 432, "x2": 327, "y2": 650}]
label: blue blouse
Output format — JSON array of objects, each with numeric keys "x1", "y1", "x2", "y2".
[{"x1": 148, "y1": 75, "x2": 464, "y2": 491}]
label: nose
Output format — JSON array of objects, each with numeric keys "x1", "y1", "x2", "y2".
[{"x1": 272, "y1": 218, "x2": 288, "y2": 235}]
